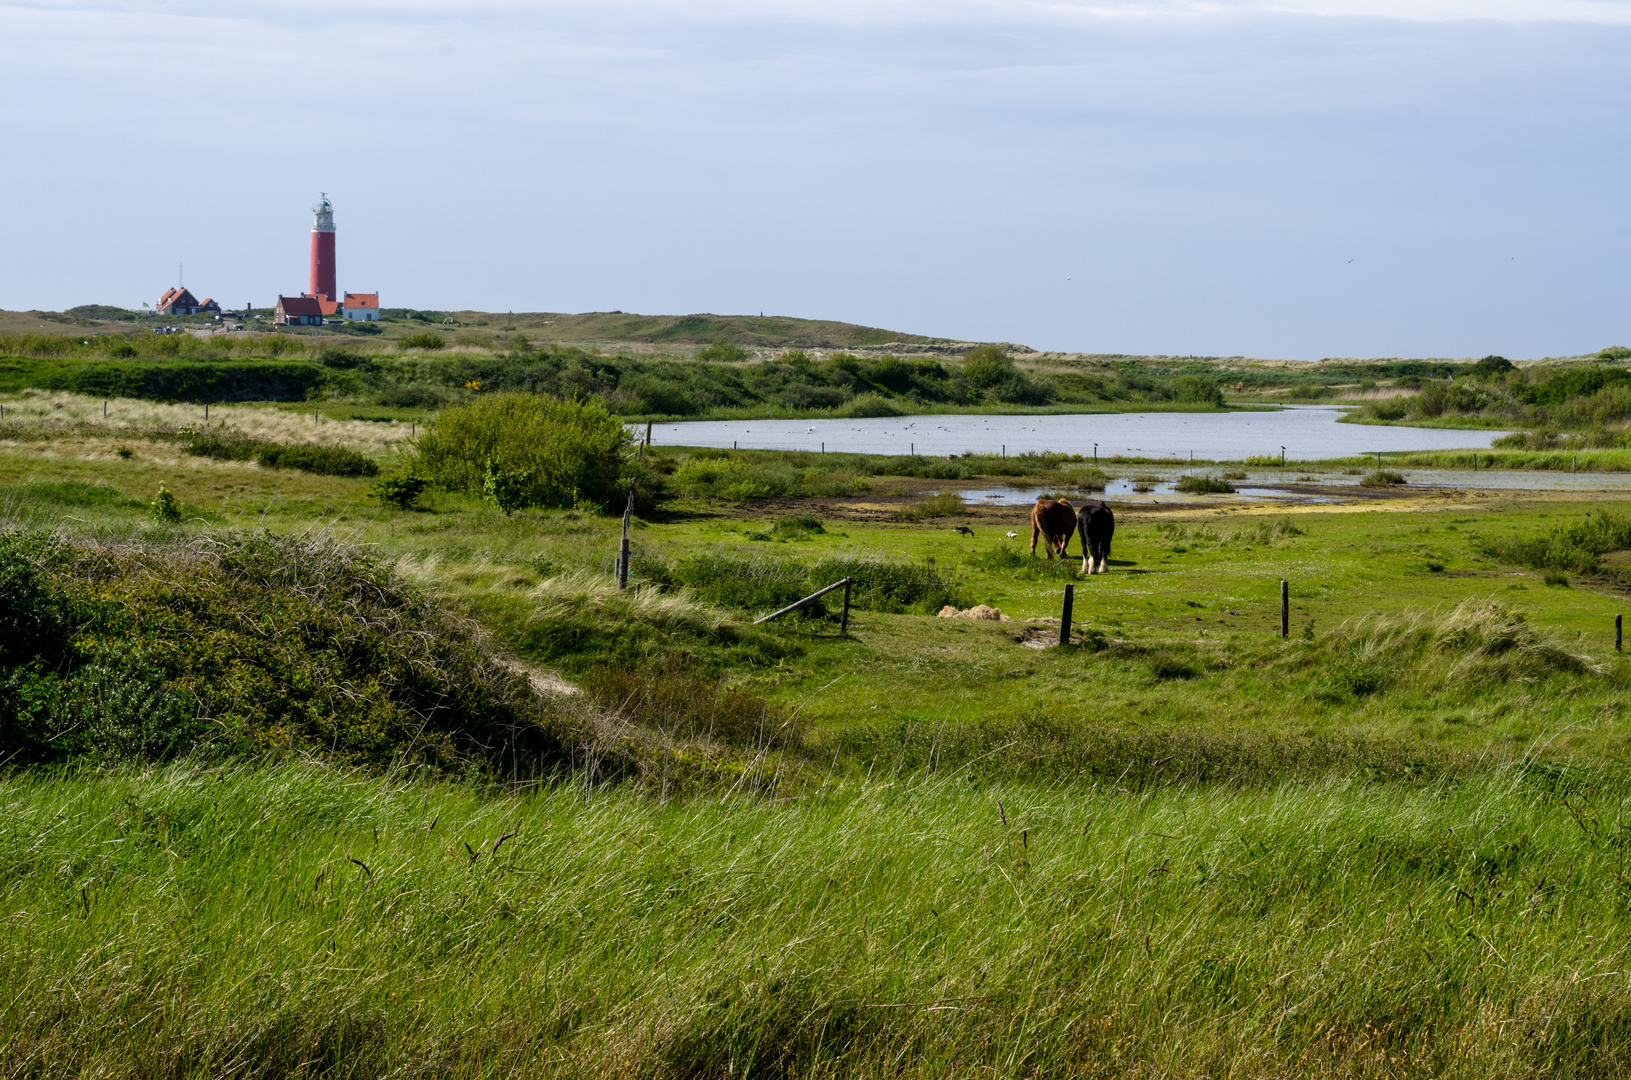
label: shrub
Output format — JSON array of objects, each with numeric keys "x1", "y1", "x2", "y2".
[
  {"x1": 695, "y1": 338, "x2": 748, "y2": 363},
  {"x1": 0, "y1": 533, "x2": 69, "y2": 666},
  {"x1": 377, "y1": 385, "x2": 447, "y2": 408},
  {"x1": 1175, "y1": 474, "x2": 1235, "y2": 494},
  {"x1": 1598, "y1": 346, "x2": 1631, "y2": 360},
  {"x1": 413, "y1": 392, "x2": 632, "y2": 510},
  {"x1": 1360, "y1": 470, "x2": 1407, "y2": 487},
  {"x1": 398, "y1": 331, "x2": 446, "y2": 351},
  {"x1": 368, "y1": 471, "x2": 430, "y2": 510},
  {"x1": 182, "y1": 431, "x2": 378, "y2": 477},
  {"x1": 1173, "y1": 374, "x2": 1225, "y2": 406},
  {"x1": 960, "y1": 345, "x2": 1014, "y2": 389},
  {"x1": 31, "y1": 361, "x2": 325, "y2": 403},
  {"x1": 841, "y1": 393, "x2": 903, "y2": 418},
  {"x1": 150, "y1": 485, "x2": 182, "y2": 524},
  {"x1": 483, "y1": 460, "x2": 536, "y2": 515},
  {"x1": 255, "y1": 443, "x2": 379, "y2": 478},
  {"x1": 769, "y1": 514, "x2": 825, "y2": 539}
]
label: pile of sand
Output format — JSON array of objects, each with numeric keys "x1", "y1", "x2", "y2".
[{"x1": 938, "y1": 604, "x2": 1010, "y2": 622}]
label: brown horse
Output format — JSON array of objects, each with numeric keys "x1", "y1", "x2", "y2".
[{"x1": 1030, "y1": 498, "x2": 1075, "y2": 558}]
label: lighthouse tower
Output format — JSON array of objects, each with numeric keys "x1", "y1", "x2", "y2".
[{"x1": 308, "y1": 194, "x2": 336, "y2": 302}]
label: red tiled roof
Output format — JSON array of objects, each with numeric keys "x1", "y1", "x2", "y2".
[
  {"x1": 343, "y1": 292, "x2": 379, "y2": 309},
  {"x1": 276, "y1": 295, "x2": 325, "y2": 316}
]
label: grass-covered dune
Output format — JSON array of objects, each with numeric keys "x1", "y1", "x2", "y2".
[{"x1": 15, "y1": 385, "x2": 1631, "y2": 1074}]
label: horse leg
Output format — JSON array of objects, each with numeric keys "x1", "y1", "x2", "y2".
[
  {"x1": 1031, "y1": 523, "x2": 1040, "y2": 557},
  {"x1": 1078, "y1": 521, "x2": 1091, "y2": 574}
]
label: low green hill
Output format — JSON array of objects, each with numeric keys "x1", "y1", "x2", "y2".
[{"x1": 392, "y1": 310, "x2": 946, "y2": 350}]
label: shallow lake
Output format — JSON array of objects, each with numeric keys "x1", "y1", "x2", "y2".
[
  {"x1": 961, "y1": 469, "x2": 1631, "y2": 507},
  {"x1": 650, "y1": 406, "x2": 1506, "y2": 461}
]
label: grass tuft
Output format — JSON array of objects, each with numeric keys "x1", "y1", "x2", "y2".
[{"x1": 895, "y1": 491, "x2": 966, "y2": 519}]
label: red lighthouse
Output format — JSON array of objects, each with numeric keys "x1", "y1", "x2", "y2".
[{"x1": 308, "y1": 194, "x2": 336, "y2": 303}]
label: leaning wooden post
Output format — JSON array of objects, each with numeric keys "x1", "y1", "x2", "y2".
[
  {"x1": 617, "y1": 493, "x2": 633, "y2": 590},
  {"x1": 1617, "y1": 614, "x2": 1623, "y2": 652},
  {"x1": 1059, "y1": 583, "x2": 1075, "y2": 646},
  {"x1": 1280, "y1": 580, "x2": 1289, "y2": 639},
  {"x1": 840, "y1": 577, "x2": 853, "y2": 635},
  {"x1": 645, "y1": 420, "x2": 653, "y2": 447}
]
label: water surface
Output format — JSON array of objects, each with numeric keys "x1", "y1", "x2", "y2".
[{"x1": 652, "y1": 406, "x2": 1505, "y2": 460}]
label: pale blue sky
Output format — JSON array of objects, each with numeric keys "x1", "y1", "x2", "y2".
[{"x1": 1, "y1": 0, "x2": 1627, "y2": 358}]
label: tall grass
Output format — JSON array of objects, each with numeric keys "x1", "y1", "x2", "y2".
[
  {"x1": 1155, "y1": 515, "x2": 1304, "y2": 550},
  {"x1": 1479, "y1": 510, "x2": 1631, "y2": 574},
  {"x1": 1313, "y1": 598, "x2": 1608, "y2": 688},
  {"x1": 894, "y1": 490, "x2": 966, "y2": 519},
  {"x1": 0, "y1": 389, "x2": 414, "y2": 455},
  {"x1": 10, "y1": 760, "x2": 1631, "y2": 1076}
]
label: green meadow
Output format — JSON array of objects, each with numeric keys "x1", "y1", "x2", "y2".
[{"x1": 8, "y1": 390, "x2": 1631, "y2": 1075}]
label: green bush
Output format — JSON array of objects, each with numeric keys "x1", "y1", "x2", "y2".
[
  {"x1": 841, "y1": 393, "x2": 903, "y2": 418},
  {"x1": 150, "y1": 485, "x2": 183, "y2": 524},
  {"x1": 1175, "y1": 474, "x2": 1235, "y2": 494},
  {"x1": 412, "y1": 392, "x2": 633, "y2": 511},
  {"x1": 183, "y1": 432, "x2": 379, "y2": 477},
  {"x1": 368, "y1": 471, "x2": 430, "y2": 510},
  {"x1": 695, "y1": 338, "x2": 748, "y2": 363},
  {"x1": 398, "y1": 331, "x2": 446, "y2": 351},
  {"x1": 1173, "y1": 374, "x2": 1225, "y2": 406},
  {"x1": 255, "y1": 443, "x2": 379, "y2": 478},
  {"x1": 1360, "y1": 470, "x2": 1407, "y2": 487},
  {"x1": 18, "y1": 360, "x2": 326, "y2": 403}
]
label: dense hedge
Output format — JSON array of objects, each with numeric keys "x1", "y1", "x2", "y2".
[
  {"x1": 0, "y1": 358, "x2": 326, "y2": 402},
  {"x1": 184, "y1": 431, "x2": 380, "y2": 477},
  {"x1": 0, "y1": 531, "x2": 586, "y2": 772}
]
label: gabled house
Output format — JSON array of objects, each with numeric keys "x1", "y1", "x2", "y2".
[
  {"x1": 274, "y1": 295, "x2": 325, "y2": 326},
  {"x1": 342, "y1": 293, "x2": 380, "y2": 322},
  {"x1": 197, "y1": 298, "x2": 222, "y2": 315},
  {"x1": 156, "y1": 287, "x2": 202, "y2": 315}
]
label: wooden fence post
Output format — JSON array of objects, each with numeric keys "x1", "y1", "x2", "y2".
[
  {"x1": 1617, "y1": 614, "x2": 1623, "y2": 653},
  {"x1": 617, "y1": 494, "x2": 633, "y2": 590},
  {"x1": 840, "y1": 578, "x2": 853, "y2": 635},
  {"x1": 1059, "y1": 584, "x2": 1075, "y2": 646},
  {"x1": 1280, "y1": 580, "x2": 1289, "y2": 638}
]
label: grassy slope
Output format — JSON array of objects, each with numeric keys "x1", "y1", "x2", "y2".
[
  {"x1": 11, "y1": 416, "x2": 1631, "y2": 1074},
  {"x1": 8, "y1": 762, "x2": 1631, "y2": 1077}
]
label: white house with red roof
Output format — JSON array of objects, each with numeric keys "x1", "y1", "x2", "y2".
[{"x1": 342, "y1": 292, "x2": 380, "y2": 321}]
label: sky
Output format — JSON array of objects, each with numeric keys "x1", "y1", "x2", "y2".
[{"x1": 0, "y1": 0, "x2": 1627, "y2": 359}]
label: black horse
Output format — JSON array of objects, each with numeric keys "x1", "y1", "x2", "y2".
[{"x1": 1076, "y1": 501, "x2": 1115, "y2": 574}]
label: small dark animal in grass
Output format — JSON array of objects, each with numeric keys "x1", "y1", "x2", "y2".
[
  {"x1": 953, "y1": 525, "x2": 975, "y2": 537},
  {"x1": 1030, "y1": 498, "x2": 1075, "y2": 559},
  {"x1": 1076, "y1": 500, "x2": 1115, "y2": 574}
]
